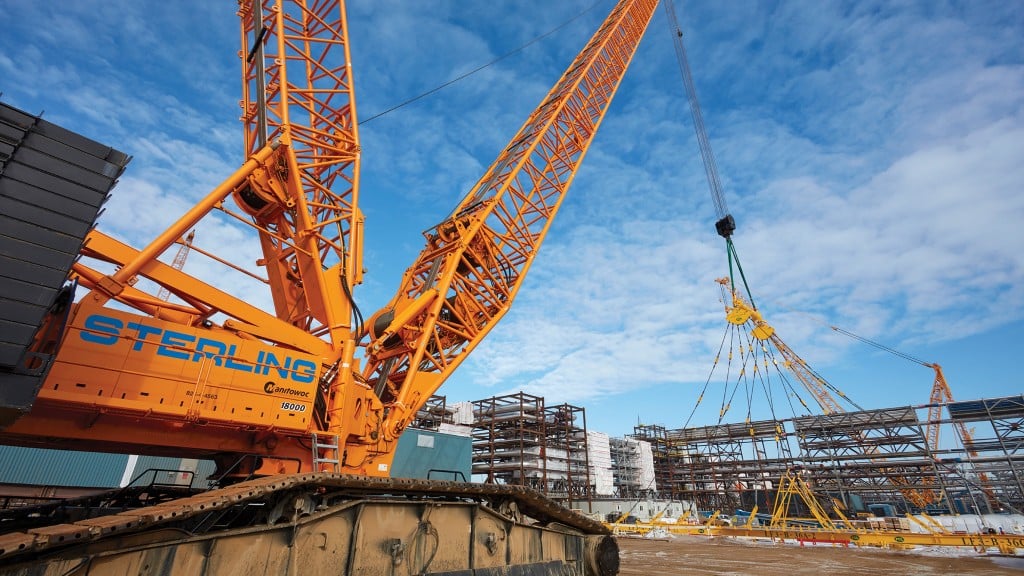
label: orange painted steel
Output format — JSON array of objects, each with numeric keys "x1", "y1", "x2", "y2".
[
  {"x1": 362, "y1": 0, "x2": 661, "y2": 443},
  {"x1": 926, "y1": 364, "x2": 1000, "y2": 511},
  {"x1": 1, "y1": 0, "x2": 659, "y2": 478},
  {"x1": 237, "y1": 0, "x2": 363, "y2": 345}
]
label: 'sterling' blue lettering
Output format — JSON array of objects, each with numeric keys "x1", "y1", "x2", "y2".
[
  {"x1": 81, "y1": 315, "x2": 122, "y2": 345},
  {"x1": 79, "y1": 314, "x2": 317, "y2": 384},
  {"x1": 126, "y1": 322, "x2": 162, "y2": 351},
  {"x1": 292, "y1": 359, "x2": 317, "y2": 384},
  {"x1": 157, "y1": 330, "x2": 196, "y2": 360},
  {"x1": 223, "y1": 344, "x2": 253, "y2": 373},
  {"x1": 193, "y1": 338, "x2": 226, "y2": 366}
]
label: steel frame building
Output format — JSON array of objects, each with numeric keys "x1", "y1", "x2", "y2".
[
  {"x1": 470, "y1": 392, "x2": 592, "y2": 507},
  {"x1": 632, "y1": 419, "x2": 793, "y2": 512},
  {"x1": 945, "y1": 395, "x2": 1024, "y2": 513},
  {"x1": 631, "y1": 396, "x2": 1024, "y2": 514}
]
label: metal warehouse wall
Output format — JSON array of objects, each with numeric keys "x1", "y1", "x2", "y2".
[
  {"x1": 0, "y1": 445, "x2": 127, "y2": 488},
  {"x1": 391, "y1": 428, "x2": 472, "y2": 481},
  {"x1": 0, "y1": 446, "x2": 215, "y2": 491},
  {"x1": 0, "y1": 428, "x2": 470, "y2": 498}
]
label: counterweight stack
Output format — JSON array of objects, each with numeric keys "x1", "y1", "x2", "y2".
[{"x1": 0, "y1": 103, "x2": 129, "y2": 428}]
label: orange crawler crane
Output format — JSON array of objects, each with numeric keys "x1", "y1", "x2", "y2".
[
  {"x1": 925, "y1": 364, "x2": 1000, "y2": 511},
  {"x1": 0, "y1": 0, "x2": 661, "y2": 573}
]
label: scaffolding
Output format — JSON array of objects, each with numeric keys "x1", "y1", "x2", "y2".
[
  {"x1": 630, "y1": 425, "x2": 680, "y2": 498},
  {"x1": 411, "y1": 395, "x2": 454, "y2": 431},
  {"x1": 608, "y1": 437, "x2": 656, "y2": 498},
  {"x1": 545, "y1": 403, "x2": 591, "y2": 502},
  {"x1": 470, "y1": 393, "x2": 592, "y2": 507}
]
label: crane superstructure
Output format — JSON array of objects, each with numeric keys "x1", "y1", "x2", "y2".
[{"x1": 0, "y1": 0, "x2": 661, "y2": 572}]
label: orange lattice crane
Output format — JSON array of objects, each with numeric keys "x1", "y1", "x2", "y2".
[
  {"x1": 927, "y1": 364, "x2": 1000, "y2": 511},
  {"x1": 0, "y1": 1, "x2": 661, "y2": 571},
  {"x1": 830, "y1": 327, "x2": 1001, "y2": 511},
  {"x1": 2, "y1": 0, "x2": 659, "y2": 479},
  {"x1": 924, "y1": 365, "x2": 972, "y2": 455}
]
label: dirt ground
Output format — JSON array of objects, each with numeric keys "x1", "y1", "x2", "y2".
[{"x1": 616, "y1": 534, "x2": 1024, "y2": 575}]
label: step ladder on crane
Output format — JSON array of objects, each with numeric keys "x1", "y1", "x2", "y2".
[{"x1": 311, "y1": 432, "x2": 341, "y2": 473}]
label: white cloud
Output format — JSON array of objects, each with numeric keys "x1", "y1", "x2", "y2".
[{"x1": 3, "y1": 0, "x2": 1023, "y2": 436}]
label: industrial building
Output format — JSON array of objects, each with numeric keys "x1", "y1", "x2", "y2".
[
  {"x1": 438, "y1": 391, "x2": 1023, "y2": 520},
  {"x1": 630, "y1": 395, "x2": 1024, "y2": 516},
  {"x1": 2, "y1": 392, "x2": 1020, "y2": 524}
]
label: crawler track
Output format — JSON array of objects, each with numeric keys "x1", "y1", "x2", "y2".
[{"x1": 0, "y1": 474, "x2": 618, "y2": 575}]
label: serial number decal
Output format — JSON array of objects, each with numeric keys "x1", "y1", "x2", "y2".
[
  {"x1": 185, "y1": 391, "x2": 218, "y2": 399},
  {"x1": 280, "y1": 401, "x2": 307, "y2": 412}
]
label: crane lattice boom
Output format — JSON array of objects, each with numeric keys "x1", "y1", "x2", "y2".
[
  {"x1": 2, "y1": 0, "x2": 665, "y2": 478},
  {"x1": 237, "y1": 0, "x2": 363, "y2": 346},
  {"x1": 363, "y1": 0, "x2": 662, "y2": 441}
]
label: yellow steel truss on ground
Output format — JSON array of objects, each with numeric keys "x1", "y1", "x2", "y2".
[{"x1": 605, "y1": 521, "x2": 1024, "y2": 555}]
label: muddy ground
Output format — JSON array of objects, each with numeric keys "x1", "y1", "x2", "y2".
[{"x1": 617, "y1": 534, "x2": 1024, "y2": 575}]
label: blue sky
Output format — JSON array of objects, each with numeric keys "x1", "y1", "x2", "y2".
[{"x1": 2, "y1": 0, "x2": 1022, "y2": 440}]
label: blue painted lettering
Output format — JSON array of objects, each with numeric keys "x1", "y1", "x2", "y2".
[
  {"x1": 126, "y1": 322, "x2": 162, "y2": 351},
  {"x1": 223, "y1": 344, "x2": 253, "y2": 373},
  {"x1": 193, "y1": 338, "x2": 226, "y2": 366},
  {"x1": 157, "y1": 330, "x2": 195, "y2": 360},
  {"x1": 292, "y1": 359, "x2": 316, "y2": 384},
  {"x1": 261, "y1": 352, "x2": 293, "y2": 379},
  {"x1": 81, "y1": 315, "x2": 122, "y2": 345},
  {"x1": 79, "y1": 314, "x2": 317, "y2": 385}
]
